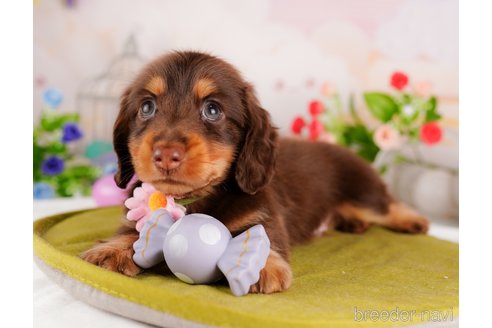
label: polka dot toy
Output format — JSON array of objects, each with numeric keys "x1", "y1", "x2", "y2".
[
  {"x1": 132, "y1": 208, "x2": 270, "y2": 296},
  {"x1": 164, "y1": 214, "x2": 232, "y2": 284}
]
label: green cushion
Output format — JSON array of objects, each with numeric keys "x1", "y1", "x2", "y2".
[{"x1": 33, "y1": 207, "x2": 458, "y2": 327}]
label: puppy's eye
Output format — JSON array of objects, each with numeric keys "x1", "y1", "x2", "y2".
[
  {"x1": 201, "y1": 101, "x2": 223, "y2": 122},
  {"x1": 140, "y1": 100, "x2": 156, "y2": 118}
]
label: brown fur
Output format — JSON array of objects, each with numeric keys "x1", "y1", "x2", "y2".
[
  {"x1": 80, "y1": 232, "x2": 141, "y2": 277},
  {"x1": 81, "y1": 51, "x2": 429, "y2": 294}
]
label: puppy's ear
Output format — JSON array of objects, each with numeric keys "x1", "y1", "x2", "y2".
[
  {"x1": 235, "y1": 84, "x2": 278, "y2": 194},
  {"x1": 113, "y1": 88, "x2": 135, "y2": 188}
]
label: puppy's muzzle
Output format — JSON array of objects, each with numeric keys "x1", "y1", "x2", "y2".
[{"x1": 153, "y1": 143, "x2": 185, "y2": 171}]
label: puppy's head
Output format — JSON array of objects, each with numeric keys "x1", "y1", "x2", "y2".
[{"x1": 114, "y1": 51, "x2": 277, "y2": 198}]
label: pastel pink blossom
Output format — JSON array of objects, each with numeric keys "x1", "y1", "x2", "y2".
[
  {"x1": 125, "y1": 182, "x2": 186, "y2": 231},
  {"x1": 414, "y1": 81, "x2": 432, "y2": 98},
  {"x1": 373, "y1": 125, "x2": 402, "y2": 151},
  {"x1": 320, "y1": 81, "x2": 336, "y2": 97},
  {"x1": 318, "y1": 132, "x2": 336, "y2": 144}
]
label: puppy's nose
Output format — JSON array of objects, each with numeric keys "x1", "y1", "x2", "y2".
[{"x1": 153, "y1": 144, "x2": 185, "y2": 170}]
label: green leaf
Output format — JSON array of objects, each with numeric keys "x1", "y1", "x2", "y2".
[
  {"x1": 65, "y1": 165, "x2": 101, "y2": 180},
  {"x1": 348, "y1": 93, "x2": 362, "y2": 124},
  {"x1": 342, "y1": 124, "x2": 380, "y2": 162},
  {"x1": 33, "y1": 143, "x2": 45, "y2": 181},
  {"x1": 424, "y1": 96, "x2": 441, "y2": 122},
  {"x1": 356, "y1": 143, "x2": 380, "y2": 163},
  {"x1": 401, "y1": 93, "x2": 412, "y2": 104},
  {"x1": 378, "y1": 164, "x2": 388, "y2": 175},
  {"x1": 40, "y1": 112, "x2": 80, "y2": 132},
  {"x1": 364, "y1": 93, "x2": 399, "y2": 122},
  {"x1": 45, "y1": 142, "x2": 67, "y2": 155},
  {"x1": 52, "y1": 165, "x2": 101, "y2": 197},
  {"x1": 426, "y1": 96, "x2": 437, "y2": 111}
]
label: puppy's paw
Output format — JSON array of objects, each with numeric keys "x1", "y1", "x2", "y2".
[
  {"x1": 335, "y1": 217, "x2": 372, "y2": 234},
  {"x1": 80, "y1": 234, "x2": 142, "y2": 277},
  {"x1": 388, "y1": 203, "x2": 430, "y2": 234},
  {"x1": 249, "y1": 250, "x2": 292, "y2": 294},
  {"x1": 390, "y1": 216, "x2": 430, "y2": 234}
]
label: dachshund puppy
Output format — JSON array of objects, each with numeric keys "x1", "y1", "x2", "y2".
[{"x1": 81, "y1": 51, "x2": 429, "y2": 293}]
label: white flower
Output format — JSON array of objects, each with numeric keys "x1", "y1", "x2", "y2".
[{"x1": 402, "y1": 105, "x2": 416, "y2": 117}]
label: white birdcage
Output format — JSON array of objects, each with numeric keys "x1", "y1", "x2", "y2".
[{"x1": 76, "y1": 35, "x2": 145, "y2": 148}]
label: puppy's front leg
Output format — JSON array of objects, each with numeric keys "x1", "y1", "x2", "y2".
[
  {"x1": 225, "y1": 211, "x2": 293, "y2": 294},
  {"x1": 249, "y1": 249, "x2": 293, "y2": 294},
  {"x1": 80, "y1": 224, "x2": 142, "y2": 277}
]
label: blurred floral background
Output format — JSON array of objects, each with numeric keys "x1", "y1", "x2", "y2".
[{"x1": 33, "y1": 0, "x2": 458, "y2": 221}]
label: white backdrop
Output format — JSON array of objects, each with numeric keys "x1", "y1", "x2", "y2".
[{"x1": 34, "y1": 0, "x2": 458, "y2": 170}]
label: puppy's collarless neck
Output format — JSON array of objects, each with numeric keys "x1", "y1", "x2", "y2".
[{"x1": 175, "y1": 196, "x2": 202, "y2": 206}]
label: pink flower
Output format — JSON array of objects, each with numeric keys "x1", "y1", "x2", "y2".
[
  {"x1": 373, "y1": 125, "x2": 402, "y2": 150},
  {"x1": 309, "y1": 119, "x2": 324, "y2": 141},
  {"x1": 291, "y1": 116, "x2": 306, "y2": 135},
  {"x1": 125, "y1": 182, "x2": 185, "y2": 231},
  {"x1": 390, "y1": 71, "x2": 409, "y2": 91},
  {"x1": 318, "y1": 132, "x2": 336, "y2": 144},
  {"x1": 414, "y1": 81, "x2": 433, "y2": 98},
  {"x1": 320, "y1": 81, "x2": 336, "y2": 97},
  {"x1": 308, "y1": 100, "x2": 324, "y2": 117},
  {"x1": 420, "y1": 122, "x2": 442, "y2": 145}
]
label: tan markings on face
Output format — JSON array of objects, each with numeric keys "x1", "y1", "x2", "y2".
[
  {"x1": 144, "y1": 76, "x2": 166, "y2": 95},
  {"x1": 193, "y1": 78, "x2": 217, "y2": 99},
  {"x1": 130, "y1": 131, "x2": 235, "y2": 196},
  {"x1": 129, "y1": 132, "x2": 157, "y2": 182},
  {"x1": 178, "y1": 134, "x2": 235, "y2": 189}
]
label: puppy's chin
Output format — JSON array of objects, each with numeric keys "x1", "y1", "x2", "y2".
[{"x1": 148, "y1": 178, "x2": 217, "y2": 199}]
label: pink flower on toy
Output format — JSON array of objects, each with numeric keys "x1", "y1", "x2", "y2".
[{"x1": 125, "y1": 183, "x2": 185, "y2": 231}]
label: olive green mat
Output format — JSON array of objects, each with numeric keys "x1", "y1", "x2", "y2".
[{"x1": 33, "y1": 207, "x2": 458, "y2": 327}]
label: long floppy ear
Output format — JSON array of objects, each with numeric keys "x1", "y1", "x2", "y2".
[
  {"x1": 113, "y1": 88, "x2": 135, "y2": 188},
  {"x1": 235, "y1": 84, "x2": 278, "y2": 194}
]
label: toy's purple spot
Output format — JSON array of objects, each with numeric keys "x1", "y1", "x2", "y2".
[{"x1": 199, "y1": 224, "x2": 221, "y2": 245}]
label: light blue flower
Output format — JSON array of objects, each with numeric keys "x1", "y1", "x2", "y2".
[
  {"x1": 43, "y1": 88, "x2": 63, "y2": 108},
  {"x1": 33, "y1": 182, "x2": 55, "y2": 199}
]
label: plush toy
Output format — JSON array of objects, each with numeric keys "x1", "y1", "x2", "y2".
[
  {"x1": 125, "y1": 183, "x2": 186, "y2": 231},
  {"x1": 126, "y1": 184, "x2": 270, "y2": 296}
]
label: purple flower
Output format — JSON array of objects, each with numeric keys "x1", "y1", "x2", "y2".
[
  {"x1": 42, "y1": 156, "x2": 65, "y2": 176},
  {"x1": 62, "y1": 123, "x2": 83, "y2": 143}
]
